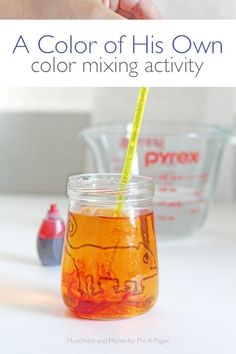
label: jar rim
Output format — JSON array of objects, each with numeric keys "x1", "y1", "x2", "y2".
[{"x1": 68, "y1": 173, "x2": 154, "y2": 199}]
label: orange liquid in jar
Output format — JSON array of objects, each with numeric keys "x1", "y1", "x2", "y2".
[{"x1": 61, "y1": 209, "x2": 158, "y2": 319}]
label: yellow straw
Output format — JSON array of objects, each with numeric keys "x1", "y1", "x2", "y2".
[
  {"x1": 115, "y1": 87, "x2": 149, "y2": 213},
  {"x1": 108, "y1": 87, "x2": 149, "y2": 271}
]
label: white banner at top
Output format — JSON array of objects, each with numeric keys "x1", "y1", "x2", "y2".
[{"x1": 0, "y1": 20, "x2": 235, "y2": 87}]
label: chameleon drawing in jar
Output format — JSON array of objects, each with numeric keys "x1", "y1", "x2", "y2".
[{"x1": 61, "y1": 174, "x2": 159, "y2": 319}]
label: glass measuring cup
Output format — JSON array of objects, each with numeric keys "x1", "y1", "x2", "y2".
[
  {"x1": 61, "y1": 174, "x2": 158, "y2": 319},
  {"x1": 79, "y1": 122, "x2": 232, "y2": 238}
]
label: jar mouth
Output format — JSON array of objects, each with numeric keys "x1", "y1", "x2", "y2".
[{"x1": 68, "y1": 173, "x2": 154, "y2": 201}]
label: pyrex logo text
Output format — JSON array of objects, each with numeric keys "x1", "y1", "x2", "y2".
[{"x1": 145, "y1": 151, "x2": 200, "y2": 167}]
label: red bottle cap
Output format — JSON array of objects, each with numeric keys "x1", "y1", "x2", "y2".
[
  {"x1": 49, "y1": 204, "x2": 58, "y2": 213},
  {"x1": 38, "y1": 204, "x2": 65, "y2": 239},
  {"x1": 47, "y1": 204, "x2": 60, "y2": 219}
]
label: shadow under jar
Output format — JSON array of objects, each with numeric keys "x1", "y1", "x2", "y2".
[{"x1": 61, "y1": 174, "x2": 159, "y2": 320}]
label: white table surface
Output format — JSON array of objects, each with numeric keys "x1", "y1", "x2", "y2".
[{"x1": 0, "y1": 194, "x2": 235, "y2": 354}]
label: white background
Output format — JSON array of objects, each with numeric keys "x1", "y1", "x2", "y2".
[
  {"x1": 0, "y1": 20, "x2": 235, "y2": 87},
  {"x1": 0, "y1": 195, "x2": 235, "y2": 354}
]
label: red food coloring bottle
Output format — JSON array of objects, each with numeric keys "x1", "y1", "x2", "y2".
[{"x1": 37, "y1": 204, "x2": 65, "y2": 266}]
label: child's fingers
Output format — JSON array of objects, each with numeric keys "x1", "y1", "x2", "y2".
[
  {"x1": 100, "y1": 0, "x2": 120, "y2": 12},
  {"x1": 119, "y1": 0, "x2": 162, "y2": 19},
  {"x1": 101, "y1": 0, "x2": 110, "y2": 7},
  {"x1": 109, "y1": 0, "x2": 120, "y2": 11}
]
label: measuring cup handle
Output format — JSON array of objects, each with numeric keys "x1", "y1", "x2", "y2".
[
  {"x1": 77, "y1": 130, "x2": 106, "y2": 173},
  {"x1": 229, "y1": 129, "x2": 236, "y2": 145}
]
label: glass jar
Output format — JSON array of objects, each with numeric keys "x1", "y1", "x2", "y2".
[{"x1": 61, "y1": 173, "x2": 158, "y2": 319}]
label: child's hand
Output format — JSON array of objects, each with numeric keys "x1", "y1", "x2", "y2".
[
  {"x1": 0, "y1": 0, "x2": 162, "y2": 19},
  {"x1": 100, "y1": 0, "x2": 162, "y2": 19}
]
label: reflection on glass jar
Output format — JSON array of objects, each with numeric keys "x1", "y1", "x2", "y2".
[{"x1": 61, "y1": 174, "x2": 158, "y2": 320}]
